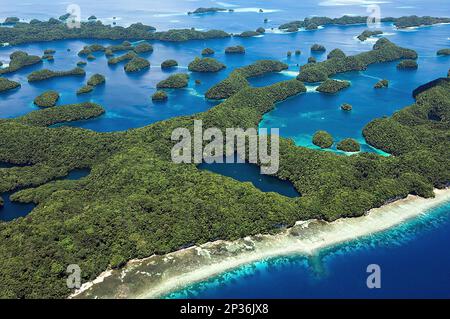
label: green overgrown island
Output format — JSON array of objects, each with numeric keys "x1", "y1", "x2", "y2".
[
  {"x1": 188, "y1": 57, "x2": 226, "y2": 72},
  {"x1": 397, "y1": 59, "x2": 418, "y2": 69},
  {"x1": 437, "y1": 48, "x2": 450, "y2": 56},
  {"x1": 357, "y1": 30, "x2": 383, "y2": 41},
  {"x1": 374, "y1": 79, "x2": 389, "y2": 88},
  {"x1": 201, "y1": 48, "x2": 215, "y2": 55},
  {"x1": 27, "y1": 67, "x2": 86, "y2": 82},
  {"x1": 336, "y1": 138, "x2": 361, "y2": 152},
  {"x1": 316, "y1": 79, "x2": 351, "y2": 93},
  {"x1": 312, "y1": 131, "x2": 334, "y2": 148},
  {"x1": 298, "y1": 38, "x2": 417, "y2": 82},
  {"x1": 34, "y1": 91, "x2": 60, "y2": 107},
  {"x1": 278, "y1": 15, "x2": 450, "y2": 32},
  {"x1": 77, "y1": 74, "x2": 106, "y2": 95},
  {"x1": 152, "y1": 90, "x2": 168, "y2": 101},
  {"x1": 0, "y1": 78, "x2": 21, "y2": 93},
  {"x1": 0, "y1": 51, "x2": 42, "y2": 75},
  {"x1": 156, "y1": 73, "x2": 189, "y2": 88},
  {"x1": 0, "y1": 18, "x2": 230, "y2": 45},
  {"x1": 161, "y1": 59, "x2": 178, "y2": 69},
  {"x1": 0, "y1": 66, "x2": 449, "y2": 298},
  {"x1": 225, "y1": 45, "x2": 245, "y2": 54},
  {"x1": 124, "y1": 57, "x2": 150, "y2": 72},
  {"x1": 206, "y1": 60, "x2": 288, "y2": 99}
]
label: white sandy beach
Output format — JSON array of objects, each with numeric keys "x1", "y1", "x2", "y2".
[{"x1": 71, "y1": 188, "x2": 450, "y2": 299}]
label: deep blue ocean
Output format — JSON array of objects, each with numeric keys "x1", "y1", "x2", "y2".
[{"x1": 1, "y1": 0, "x2": 449, "y2": 298}]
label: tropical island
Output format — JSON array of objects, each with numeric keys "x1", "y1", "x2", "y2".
[
  {"x1": 336, "y1": 138, "x2": 360, "y2": 152},
  {"x1": 156, "y1": 73, "x2": 189, "y2": 88},
  {"x1": 201, "y1": 48, "x2": 215, "y2": 56},
  {"x1": 0, "y1": 18, "x2": 230, "y2": 45},
  {"x1": 124, "y1": 57, "x2": 150, "y2": 72},
  {"x1": 0, "y1": 51, "x2": 42, "y2": 75},
  {"x1": 27, "y1": 67, "x2": 86, "y2": 82},
  {"x1": 298, "y1": 38, "x2": 417, "y2": 82},
  {"x1": 225, "y1": 45, "x2": 245, "y2": 54},
  {"x1": 161, "y1": 59, "x2": 178, "y2": 69},
  {"x1": 397, "y1": 59, "x2": 418, "y2": 69},
  {"x1": 278, "y1": 15, "x2": 450, "y2": 32},
  {"x1": 0, "y1": 43, "x2": 448, "y2": 297},
  {"x1": 312, "y1": 130, "x2": 334, "y2": 148},
  {"x1": 374, "y1": 79, "x2": 389, "y2": 88},
  {"x1": 0, "y1": 78, "x2": 21, "y2": 93},
  {"x1": 187, "y1": 8, "x2": 228, "y2": 15},
  {"x1": 152, "y1": 90, "x2": 168, "y2": 101},
  {"x1": 188, "y1": 57, "x2": 226, "y2": 72},
  {"x1": 34, "y1": 90, "x2": 60, "y2": 107},
  {"x1": 437, "y1": 48, "x2": 450, "y2": 56},
  {"x1": 357, "y1": 30, "x2": 383, "y2": 41},
  {"x1": 205, "y1": 60, "x2": 288, "y2": 99},
  {"x1": 316, "y1": 79, "x2": 351, "y2": 93}
]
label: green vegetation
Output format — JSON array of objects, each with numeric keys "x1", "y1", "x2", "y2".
[
  {"x1": 124, "y1": 57, "x2": 150, "y2": 72},
  {"x1": 78, "y1": 74, "x2": 105, "y2": 94},
  {"x1": 437, "y1": 48, "x2": 450, "y2": 56},
  {"x1": 278, "y1": 15, "x2": 450, "y2": 31},
  {"x1": 106, "y1": 41, "x2": 133, "y2": 53},
  {"x1": 0, "y1": 19, "x2": 230, "y2": 45},
  {"x1": 42, "y1": 54, "x2": 54, "y2": 61},
  {"x1": 77, "y1": 85, "x2": 94, "y2": 95},
  {"x1": 341, "y1": 103, "x2": 352, "y2": 111},
  {"x1": 298, "y1": 38, "x2": 417, "y2": 82},
  {"x1": 87, "y1": 54, "x2": 96, "y2": 61},
  {"x1": 0, "y1": 70, "x2": 448, "y2": 298},
  {"x1": 311, "y1": 44, "x2": 326, "y2": 52},
  {"x1": 201, "y1": 48, "x2": 215, "y2": 56},
  {"x1": 0, "y1": 78, "x2": 20, "y2": 93},
  {"x1": 15, "y1": 102, "x2": 105, "y2": 126},
  {"x1": 312, "y1": 131, "x2": 334, "y2": 148},
  {"x1": 327, "y1": 48, "x2": 346, "y2": 60},
  {"x1": 152, "y1": 90, "x2": 168, "y2": 101},
  {"x1": 391, "y1": 15, "x2": 450, "y2": 28},
  {"x1": 295, "y1": 50, "x2": 301, "y2": 55},
  {"x1": 188, "y1": 7, "x2": 227, "y2": 14},
  {"x1": 336, "y1": 138, "x2": 360, "y2": 152},
  {"x1": 133, "y1": 42, "x2": 153, "y2": 53},
  {"x1": 188, "y1": 57, "x2": 226, "y2": 72},
  {"x1": 225, "y1": 45, "x2": 245, "y2": 54},
  {"x1": 316, "y1": 79, "x2": 350, "y2": 93},
  {"x1": 236, "y1": 27, "x2": 265, "y2": 37},
  {"x1": 0, "y1": 51, "x2": 42, "y2": 75},
  {"x1": 77, "y1": 61, "x2": 87, "y2": 67},
  {"x1": 374, "y1": 79, "x2": 389, "y2": 88},
  {"x1": 161, "y1": 59, "x2": 178, "y2": 69},
  {"x1": 308, "y1": 57, "x2": 316, "y2": 63},
  {"x1": 397, "y1": 59, "x2": 418, "y2": 69},
  {"x1": 27, "y1": 67, "x2": 86, "y2": 82},
  {"x1": 357, "y1": 30, "x2": 383, "y2": 41},
  {"x1": 108, "y1": 51, "x2": 137, "y2": 65},
  {"x1": 44, "y1": 49, "x2": 56, "y2": 55},
  {"x1": 156, "y1": 73, "x2": 189, "y2": 88},
  {"x1": 87, "y1": 74, "x2": 106, "y2": 86},
  {"x1": 88, "y1": 16, "x2": 97, "y2": 21},
  {"x1": 34, "y1": 91, "x2": 59, "y2": 108},
  {"x1": 3, "y1": 17, "x2": 20, "y2": 24},
  {"x1": 205, "y1": 60, "x2": 288, "y2": 99},
  {"x1": 287, "y1": 51, "x2": 292, "y2": 57}
]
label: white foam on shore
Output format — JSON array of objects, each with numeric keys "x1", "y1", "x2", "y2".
[
  {"x1": 70, "y1": 189, "x2": 450, "y2": 299},
  {"x1": 141, "y1": 189, "x2": 450, "y2": 298},
  {"x1": 280, "y1": 70, "x2": 299, "y2": 77}
]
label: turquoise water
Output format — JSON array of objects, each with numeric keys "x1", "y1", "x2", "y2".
[
  {"x1": 167, "y1": 200, "x2": 450, "y2": 299},
  {"x1": 1, "y1": 0, "x2": 450, "y2": 297}
]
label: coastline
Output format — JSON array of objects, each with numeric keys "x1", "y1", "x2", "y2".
[{"x1": 71, "y1": 188, "x2": 450, "y2": 299}]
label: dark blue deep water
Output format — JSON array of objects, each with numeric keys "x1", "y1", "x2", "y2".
[
  {"x1": 1, "y1": 0, "x2": 450, "y2": 297},
  {"x1": 167, "y1": 201, "x2": 450, "y2": 299}
]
